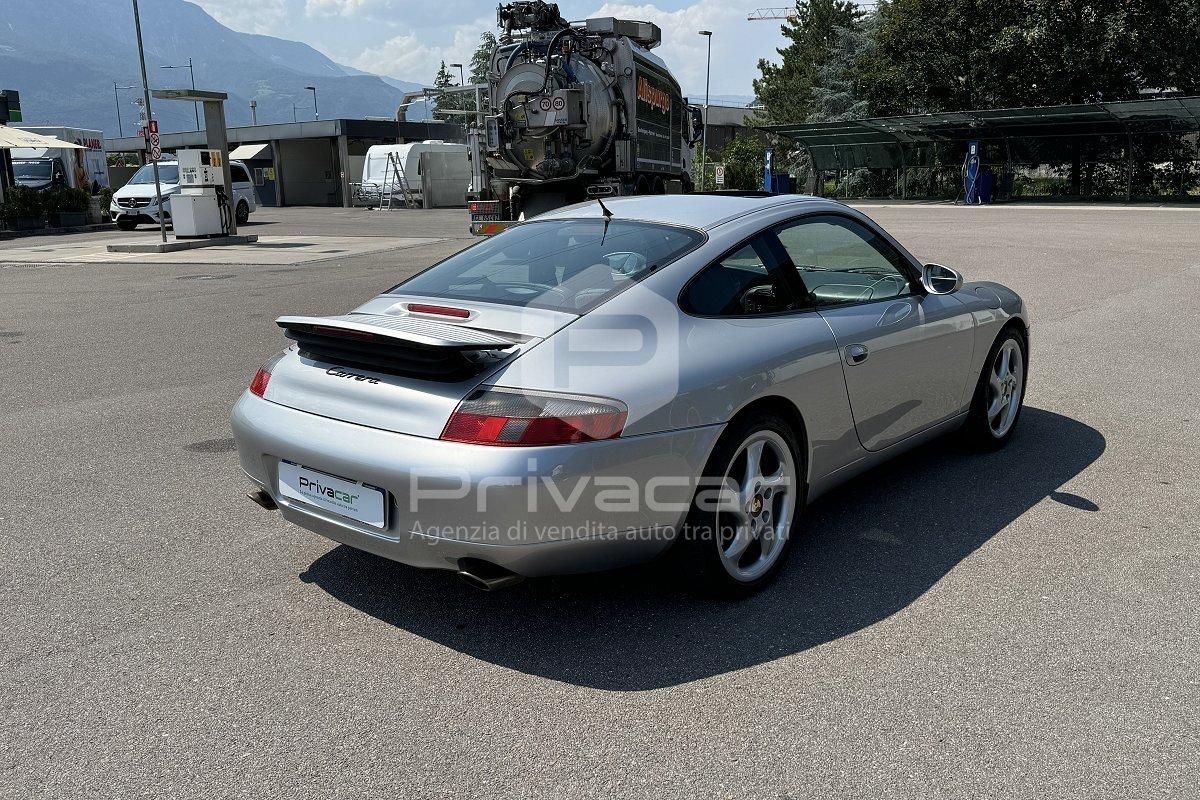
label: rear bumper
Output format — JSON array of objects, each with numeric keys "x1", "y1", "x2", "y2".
[{"x1": 230, "y1": 392, "x2": 722, "y2": 577}]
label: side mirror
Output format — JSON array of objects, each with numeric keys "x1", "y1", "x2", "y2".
[
  {"x1": 687, "y1": 106, "x2": 704, "y2": 146},
  {"x1": 921, "y1": 263, "x2": 963, "y2": 295}
]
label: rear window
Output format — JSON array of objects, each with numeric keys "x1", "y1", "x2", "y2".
[{"x1": 391, "y1": 219, "x2": 705, "y2": 313}]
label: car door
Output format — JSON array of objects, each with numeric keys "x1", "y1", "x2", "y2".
[{"x1": 771, "y1": 213, "x2": 974, "y2": 452}]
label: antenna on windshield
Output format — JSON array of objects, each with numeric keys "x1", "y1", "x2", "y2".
[{"x1": 597, "y1": 197, "x2": 614, "y2": 244}]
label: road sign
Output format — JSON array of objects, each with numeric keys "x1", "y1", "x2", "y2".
[
  {"x1": 714, "y1": 164, "x2": 725, "y2": 186},
  {"x1": 148, "y1": 131, "x2": 162, "y2": 161},
  {"x1": 148, "y1": 119, "x2": 158, "y2": 134}
]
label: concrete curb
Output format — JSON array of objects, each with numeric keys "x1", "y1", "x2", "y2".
[
  {"x1": 105, "y1": 235, "x2": 259, "y2": 253},
  {"x1": 0, "y1": 222, "x2": 117, "y2": 240}
]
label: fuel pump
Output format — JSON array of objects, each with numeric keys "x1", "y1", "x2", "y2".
[{"x1": 173, "y1": 148, "x2": 230, "y2": 237}]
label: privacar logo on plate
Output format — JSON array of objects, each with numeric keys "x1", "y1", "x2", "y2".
[{"x1": 297, "y1": 475, "x2": 360, "y2": 506}]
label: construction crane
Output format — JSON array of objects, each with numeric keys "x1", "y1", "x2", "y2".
[
  {"x1": 747, "y1": 3, "x2": 876, "y2": 22},
  {"x1": 747, "y1": 7, "x2": 798, "y2": 21}
]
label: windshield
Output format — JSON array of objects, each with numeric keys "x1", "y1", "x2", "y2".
[
  {"x1": 127, "y1": 163, "x2": 179, "y2": 185},
  {"x1": 391, "y1": 219, "x2": 705, "y2": 313},
  {"x1": 13, "y1": 161, "x2": 53, "y2": 181}
]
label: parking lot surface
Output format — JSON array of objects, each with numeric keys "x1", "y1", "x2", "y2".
[{"x1": 2, "y1": 204, "x2": 1197, "y2": 798}]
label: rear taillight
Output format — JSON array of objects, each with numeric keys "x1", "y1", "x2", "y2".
[
  {"x1": 249, "y1": 367, "x2": 271, "y2": 398},
  {"x1": 441, "y1": 388, "x2": 627, "y2": 446}
]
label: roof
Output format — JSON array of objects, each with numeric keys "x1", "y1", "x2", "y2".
[
  {"x1": 229, "y1": 142, "x2": 272, "y2": 160},
  {"x1": 762, "y1": 95, "x2": 1200, "y2": 148},
  {"x1": 535, "y1": 193, "x2": 826, "y2": 230},
  {"x1": 104, "y1": 118, "x2": 464, "y2": 153},
  {"x1": 0, "y1": 125, "x2": 86, "y2": 149}
]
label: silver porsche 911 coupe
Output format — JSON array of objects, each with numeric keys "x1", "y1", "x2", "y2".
[{"x1": 232, "y1": 194, "x2": 1028, "y2": 595}]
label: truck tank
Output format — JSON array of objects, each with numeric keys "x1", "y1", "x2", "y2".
[{"x1": 469, "y1": 1, "x2": 700, "y2": 233}]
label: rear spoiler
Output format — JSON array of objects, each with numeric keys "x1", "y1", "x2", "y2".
[{"x1": 276, "y1": 313, "x2": 519, "y2": 351}]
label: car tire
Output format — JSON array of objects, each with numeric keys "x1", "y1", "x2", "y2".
[
  {"x1": 675, "y1": 412, "x2": 805, "y2": 597},
  {"x1": 964, "y1": 327, "x2": 1027, "y2": 450},
  {"x1": 236, "y1": 201, "x2": 250, "y2": 225},
  {"x1": 115, "y1": 219, "x2": 137, "y2": 231}
]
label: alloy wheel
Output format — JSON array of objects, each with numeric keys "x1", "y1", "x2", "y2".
[
  {"x1": 716, "y1": 430, "x2": 797, "y2": 582},
  {"x1": 987, "y1": 339, "x2": 1024, "y2": 437}
]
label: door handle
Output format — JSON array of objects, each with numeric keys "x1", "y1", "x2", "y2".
[{"x1": 845, "y1": 344, "x2": 869, "y2": 365}]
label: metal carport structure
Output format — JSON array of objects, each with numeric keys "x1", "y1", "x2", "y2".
[{"x1": 760, "y1": 96, "x2": 1200, "y2": 201}]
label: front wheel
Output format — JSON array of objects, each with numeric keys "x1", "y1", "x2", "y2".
[
  {"x1": 236, "y1": 201, "x2": 249, "y2": 225},
  {"x1": 676, "y1": 413, "x2": 804, "y2": 596},
  {"x1": 964, "y1": 328, "x2": 1027, "y2": 448}
]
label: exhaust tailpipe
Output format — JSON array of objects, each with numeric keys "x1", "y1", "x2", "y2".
[
  {"x1": 248, "y1": 488, "x2": 278, "y2": 510},
  {"x1": 457, "y1": 559, "x2": 524, "y2": 591}
]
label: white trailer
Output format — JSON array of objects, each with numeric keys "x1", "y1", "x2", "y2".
[
  {"x1": 12, "y1": 126, "x2": 109, "y2": 192},
  {"x1": 359, "y1": 141, "x2": 469, "y2": 207}
]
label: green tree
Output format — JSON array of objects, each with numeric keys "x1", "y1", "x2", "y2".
[
  {"x1": 808, "y1": 12, "x2": 878, "y2": 122},
  {"x1": 432, "y1": 60, "x2": 467, "y2": 123},
  {"x1": 469, "y1": 32, "x2": 498, "y2": 85},
  {"x1": 720, "y1": 134, "x2": 767, "y2": 190},
  {"x1": 858, "y1": 0, "x2": 1031, "y2": 115},
  {"x1": 753, "y1": 0, "x2": 864, "y2": 124},
  {"x1": 1132, "y1": 0, "x2": 1200, "y2": 96},
  {"x1": 857, "y1": 0, "x2": 1193, "y2": 115}
]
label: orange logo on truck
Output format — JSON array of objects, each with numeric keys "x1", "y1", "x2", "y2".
[{"x1": 637, "y1": 77, "x2": 671, "y2": 114}]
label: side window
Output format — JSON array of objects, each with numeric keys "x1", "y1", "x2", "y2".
[
  {"x1": 682, "y1": 235, "x2": 799, "y2": 316},
  {"x1": 774, "y1": 215, "x2": 913, "y2": 306},
  {"x1": 231, "y1": 165, "x2": 251, "y2": 184}
]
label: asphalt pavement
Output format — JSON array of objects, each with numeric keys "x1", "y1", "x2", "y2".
[{"x1": 1, "y1": 203, "x2": 1197, "y2": 798}]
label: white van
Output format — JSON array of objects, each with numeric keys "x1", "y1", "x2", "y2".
[
  {"x1": 360, "y1": 141, "x2": 469, "y2": 206},
  {"x1": 110, "y1": 157, "x2": 258, "y2": 231}
]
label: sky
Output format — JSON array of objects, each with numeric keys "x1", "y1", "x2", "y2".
[{"x1": 191, "y1": 0, "x2": 794, "y2": 99}]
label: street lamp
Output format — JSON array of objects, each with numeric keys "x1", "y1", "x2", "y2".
[
  {"x1": 293, "y1": 103, "x2": 298, "y2": 123},
  {"x1": 450, "y1": 63, "x2": 465, "y2": 85},
  {"x1": 250, "y1": 99, "x2": 257, "y2": 125},
  {"x1": 131, "y1": 0, "x2": 167, "y2": 243},
  {"x1": 113, "y1": 82, "x2": 134, "y2": 138},
  {"x1": 698, "y1": 30, "x2": 712, "y2": 191},
  {"x1": 160, "y1": 57, "x2": 200, "y2": 131},
  {"x1": 305, "y1": 86, "x2": 319, "y2": 120}
]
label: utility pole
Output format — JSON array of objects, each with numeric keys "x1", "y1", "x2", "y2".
[
  {"x1": 305, "y1": 86, "x2": 319, "y2": 120},
  {"x1": 698, "y1": 30, "x2": 712, "y2": 191},
  {"x1": 132, "y1": 0, "x2": 166, "y2": 243},
  {"x1": 113, "y1": 82, "x2": 134, "y2": 138},
  {"x1": 162, "y1": 57, "x2": 200, "y2": 130},
  {"x1": 250, "y1": 100, "x2": 257, "y2": 125}
]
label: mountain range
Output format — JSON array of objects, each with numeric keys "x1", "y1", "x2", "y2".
[{"x1": 0, "y1": 0, "x2": 427, "y2": 138}]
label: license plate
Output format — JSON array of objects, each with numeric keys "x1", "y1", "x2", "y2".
[{"x1": 277, "y1": 462, "x2": 386, "y2": 529}]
